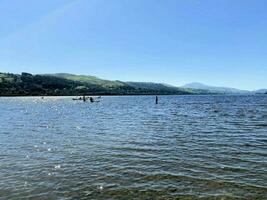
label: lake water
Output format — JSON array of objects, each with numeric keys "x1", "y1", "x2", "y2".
[{"x1": 0, "y1": 95, "x2": 266, "y2": 199}]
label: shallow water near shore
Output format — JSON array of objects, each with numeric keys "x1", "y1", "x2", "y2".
[{"x1": 0, "y1": 95, "x2": 267, "y2": 199}]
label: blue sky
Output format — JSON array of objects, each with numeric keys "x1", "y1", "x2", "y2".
[{"x1": 0, "y1": 0, "x2": 266, "y2": 90}]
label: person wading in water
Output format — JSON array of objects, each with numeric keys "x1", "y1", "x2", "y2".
[{"x1": 155, "y1": 96, "x2": 158, "y2": 104}]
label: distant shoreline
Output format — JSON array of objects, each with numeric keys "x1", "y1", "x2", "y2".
[
  {"x1": 0, "y1": 94, "x2": 193, "y2": 97},
  {"x1": 0, "y1": 93, "x2": 264, "y2": 97}
]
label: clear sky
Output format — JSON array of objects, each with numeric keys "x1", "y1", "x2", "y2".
[{"x1": 0, "y1": 0, "x2": 266, "y2": 90}]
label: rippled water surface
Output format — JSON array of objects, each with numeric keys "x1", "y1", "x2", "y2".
[{"x1": 0, "y1": 95, "x2": 267, "y2": 200}]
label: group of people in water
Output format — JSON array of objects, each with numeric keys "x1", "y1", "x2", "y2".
[
  {"x1": 73, "y1": 95, "x2": 101, "y2": 102},
  {"x1": 82, "y1": 95, "x2": 93, "y2": 102},
  {"x1": 74, "y1": 95, "x2": 159, "y2": 104}
]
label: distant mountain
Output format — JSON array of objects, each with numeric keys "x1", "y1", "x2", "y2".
[
  {"x1": 254, "y1": 89, "x2": 267, "y2": 94},
  {"x1": 182, "y1": 82, "x2": 250, "y2": 94}
]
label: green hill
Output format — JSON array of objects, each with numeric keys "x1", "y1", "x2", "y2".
[
  {"x1": 46, "y1": 73, "x2": 126, "y2": 88},
  {"x1": 0, "y1": 72, "x2": 198, "y2": 96}
]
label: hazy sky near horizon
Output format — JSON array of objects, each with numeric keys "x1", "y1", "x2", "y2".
[{"x1": 0, "y1": 0, "x2": 266, "y2": 90}]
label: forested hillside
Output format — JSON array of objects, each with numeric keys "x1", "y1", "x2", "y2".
[{"x1": 0, "y1": 72, "x2": 196, "y2": 96}]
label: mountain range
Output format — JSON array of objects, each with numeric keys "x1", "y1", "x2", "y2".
[
  {"x1": 182, "y1": 82, "x2": 266, "y2": 94},
  {"x1": 0, "y1": 72, "x2": 265, "y2": 96},
  {"x1": 182, "y1": 82, "x2": 249, "y2": 94}
]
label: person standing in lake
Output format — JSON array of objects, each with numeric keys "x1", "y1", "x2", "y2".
[{"x1": 155, "y1": 96, "x2": 158, "y2": 104}]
